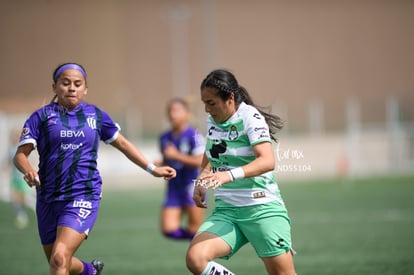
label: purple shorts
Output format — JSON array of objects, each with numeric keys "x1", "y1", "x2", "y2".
[
  {"x1": 163, "y1": 183, "x2": 196, "y2": 208},
  {"x1": 36, "y1": 199, "x2": 100, "y2": 245}
]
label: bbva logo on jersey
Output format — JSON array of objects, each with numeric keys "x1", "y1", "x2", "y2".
[{"x1": 60, "y1": 130, "x2": 85, "y2": 138}]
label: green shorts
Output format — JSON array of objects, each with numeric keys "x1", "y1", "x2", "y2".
[{"x1": 197, "y1": 201, "x2": 292, "y2": 259}]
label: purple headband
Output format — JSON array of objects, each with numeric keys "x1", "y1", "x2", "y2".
[{"x1": 53, "y1": 63, "x2": 87, "y2": 82}]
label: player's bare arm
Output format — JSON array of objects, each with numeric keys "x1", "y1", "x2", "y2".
[
  {"x1": 13, "y1": 143, "x2": 40, "y2": 187},
  {"x1": 163, "y1": 143, "x2": 203, "y2": 168},
  {"x1": 110, "y1": 133, "x2": 176, "y2": 180},
  {"x1": 192, "y1": 153, "x2": 211, "y2": 208}
]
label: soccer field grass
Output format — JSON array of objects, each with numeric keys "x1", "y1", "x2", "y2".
[{"x1": 1, "y1": 175, "x2": 413, "y2": 275}]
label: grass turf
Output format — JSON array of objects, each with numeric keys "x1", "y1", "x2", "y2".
[{"x1": 0, "y1": 175, "x2": 413, "y2": 274}]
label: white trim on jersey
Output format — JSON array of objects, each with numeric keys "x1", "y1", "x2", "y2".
[
  {"x1": 18, "y1": 138, "x2": 37, "y2": 149},
  {"x1": 104, "y1": 130, "x2": 120, "y2": 144}
]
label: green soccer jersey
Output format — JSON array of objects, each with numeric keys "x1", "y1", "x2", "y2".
[{"x1": 205, "y1": 102, "x2": 285, "y2": 207}]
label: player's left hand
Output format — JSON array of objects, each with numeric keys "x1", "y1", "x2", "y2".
[{"x1": 199, "y1": 171, "x2": 232, "y2": 190}]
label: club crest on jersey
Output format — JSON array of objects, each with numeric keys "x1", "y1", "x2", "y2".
[
  {"x1": 228, "y1": 125, "x2": 239, "y2": 141},
  {"x1": 87, "y1": 117, "x2": 97, "y2": 130},
  {"x1": 21, "y1": 127, "x2": 30, "y2": 136}
]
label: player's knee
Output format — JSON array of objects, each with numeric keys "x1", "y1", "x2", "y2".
[
  {"x1": 49, "y1": 251, "x2": 67, "y2": 270},
  {"x1": 186, "y1": 247, "x2": 209, "y2": 273}
]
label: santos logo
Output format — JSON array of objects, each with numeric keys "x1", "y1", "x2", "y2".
[{"x1": 60, "y1": 130, "x2": 85, "y2": 138}]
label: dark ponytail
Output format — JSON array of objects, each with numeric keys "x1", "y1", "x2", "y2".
[
  {"x1": 200, "y1": 69, "x2": 283, "y2": 141},
  {"x1": 50, "y1": 95, "x2": 58, "y2": 103}
]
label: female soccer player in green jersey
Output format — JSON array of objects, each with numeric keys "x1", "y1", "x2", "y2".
[{"x1": 186, "y1": 69, "x2": 296, "y2": 275}]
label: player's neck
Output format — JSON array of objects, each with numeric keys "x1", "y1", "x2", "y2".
[{"x1": 172, "y1": 124, "x2": 188, "y2": 135}]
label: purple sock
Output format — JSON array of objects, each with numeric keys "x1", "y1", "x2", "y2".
[
  {"x1": 164, "y1": 228, "x2": 194, "y2": 240},
  {"x1": 183, "y1": 230, "x2": 195, "y2": 240},
  {"x1": 81, "y1": 261, "x2": 94, "y2": 275}
]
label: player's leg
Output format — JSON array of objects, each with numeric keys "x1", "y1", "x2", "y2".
[
  {"x1": 43, "y1": 243, "x2": 83, "y2": 272},
  {"x1": 23, "y1": 188, "x2": 36, "y2": 212},
  {"x1": 239, "y1": 202, "x2": 296, "y2": 275},
  {"x1": 161, "y1": 206, "x2": 187, "y2": 239},
  {"x1": 162, "y1": 183, "x2": 198, "y2": 240},
  {"x1": 11, "y1": 179, "x2": 30, "y2": 228},
  {"x1": 39, "y1": 199, "x2": 103, "y2": 275},
  {"x1": 48, "y1": 226, "x2": 84, "y2": 274},
  {"x1": 261, "y1": 252, "x2": 296, "y2": 275},
  {"x1": 11, "y1": 188, "x2": 26, "y2": 210},
  {"x1": 186, "y1": 210, "x2": 245, "y2": 275},
  {"x1": 42, "y1": 243, "x2": 53, "y2": 264},
  {"x1": 186, "y1": 232, "x2": 233, "y2": 274},
  {"x1": 50, "y1": 226, "x2": 105, "y2": 275},
  {"x1": 11, "y1": 190, "x2": 29, "y2": 228},
  {"x1": 180, "y1": 182, "x2": 204, "y2": 239},
  {"x1": 185, "y1": 205, "x2": 204, "y2": 238}
]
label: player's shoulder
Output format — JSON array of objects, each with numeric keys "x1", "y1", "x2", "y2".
[
  {"x1": 28, "y1": 102, "x2": 58, "y2": 120},
  {"x1": 81, "y1": 102, "x2": 101, "y2": 112},
  {"x1": 184, "y1": 125, "x2": 199, "y2": 135},
  {"x1": 238, "y1": 102, "x2": 258, "y2": 114},
  {"x1": 81, "y1": 103, "x2": 111, "y2": 119},
  {"x1": 237, "y1": 102, "x2": 263, "y2": 120},
  {"x1": 160, "y1": 130, "x2": 172, "y2": 140},
  {"x1": 184, "y1": 126, "x2": 204, "y2": 142},
  {"x1": 33, "y1": 102, "x2": 55, "y2": 112}
]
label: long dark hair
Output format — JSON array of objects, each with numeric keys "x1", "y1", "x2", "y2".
[{"x1": 200, "y1": 69, "x2": 283, "y2": 141}]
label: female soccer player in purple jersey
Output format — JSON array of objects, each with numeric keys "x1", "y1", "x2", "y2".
[
  {"x1": 13, "y1": 63, "x2": 176, "y2": 275},
  {"x1": 158, "y1": 98, "x2": 205, "y2": 240}
]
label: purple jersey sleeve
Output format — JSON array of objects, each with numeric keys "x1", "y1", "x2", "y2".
[
  {"x1": 18, "y1": 111, "x2": 41, "y2": 148},
  {"x1": 100, "y1": 110, "x2": 120, "y2": 144}
]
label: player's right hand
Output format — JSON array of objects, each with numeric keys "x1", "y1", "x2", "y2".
[
  {"x1": 153, "y1": 166, "x2": 176, "y2": 180},
  {"x1": 193, "y1": 183, "x2": 207, "y2": 208}
]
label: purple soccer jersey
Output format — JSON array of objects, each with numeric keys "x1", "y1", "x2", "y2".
[
  {"x1": 160, "y1": 126, "x2": 204, "y2": 207},
  {"x1": 18, "y1": 102, "x2": 119, "y2": 202}
]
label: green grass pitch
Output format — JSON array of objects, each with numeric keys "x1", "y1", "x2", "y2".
[{"x1": 1, "y1": 175, "x2": 413, "y2": 274}]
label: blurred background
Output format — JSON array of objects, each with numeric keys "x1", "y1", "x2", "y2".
[
  {"x1": 1, "y1": 0, "x2": 413, "y2": 192},
  {"x1": 1, "y1": 1, "x2": 414, "y2": 274}
]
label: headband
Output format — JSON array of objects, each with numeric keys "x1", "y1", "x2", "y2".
[{"x1": 53, "y1": 63, "x2": 87, "y2": 82}]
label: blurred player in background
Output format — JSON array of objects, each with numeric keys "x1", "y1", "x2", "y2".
[
  {"x1": 7, "y1": 129, "x2": 35, "y2": 229},
  {"x1": 13, "y1": 63, "x2": 176, "y2": 275},
  {"x1": 157, "y1": 98, "x2": 205, "y2": 240},
  {"x1": 186, "y1": 69, "x2": 297, "y2": 275}
]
